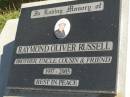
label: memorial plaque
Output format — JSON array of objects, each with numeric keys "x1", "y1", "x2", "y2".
[{"x1": 7, "y1": 0, "x2": 120, "y2": 96}]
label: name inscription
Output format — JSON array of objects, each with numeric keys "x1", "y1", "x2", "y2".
[{"x1": 16, "y1": 41, "x2": 113, "y2": 54}]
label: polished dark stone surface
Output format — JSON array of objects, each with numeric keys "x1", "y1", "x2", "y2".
[
  {"x1": 0, "y1": 41, "x2": 15, "y2": 97},
  {"x1": 2, "y1": 0, "x2": 120, "y2": 97}
]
